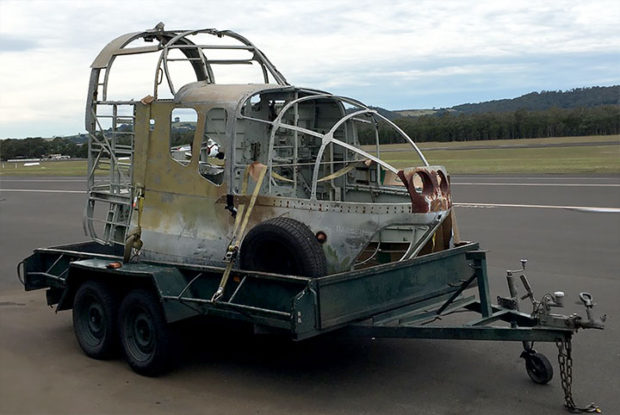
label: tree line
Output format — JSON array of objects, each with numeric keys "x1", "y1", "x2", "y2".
[
  {"x1": 0, "y1": 137, "x2": 88, "y2": 161},
  {"x1": 0, "y1": 122, "x2": 198, "y2": 161},
  {"x1": 2, "y1": 105, "x2": 619, "y2": 160},
  {"x1": 359, "y1": 105, "x2": 620, "y2": 144}
]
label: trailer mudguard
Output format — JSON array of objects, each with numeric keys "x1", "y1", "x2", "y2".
[{"x1": 65, "y1": 259, "x2": 200, "y2": 323}]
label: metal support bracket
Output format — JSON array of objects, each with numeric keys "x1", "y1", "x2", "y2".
[{"x1": 465, "y1": 250, "x2": 492, "y2": 317}]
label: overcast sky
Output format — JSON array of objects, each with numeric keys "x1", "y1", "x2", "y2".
[{"x1": 0, "y1": 0, "x2": 618, "y2": 138}]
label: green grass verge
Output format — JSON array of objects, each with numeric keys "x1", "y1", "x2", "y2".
[
  {"x1": 371, "y1": 135, "x2": 620, "y2": 174},
  {"x1": 0, "y1": 160, "x2": 88, "y2": 176},
  {"x1": 2, "y1": 136, "x2": 619, "y2": 176},
  {"x1": 385, "y1": 144, "x2": 620, "y2": 174},
  {"x1": 419, "y1": 134, "x2": 619, "y2": 149}
]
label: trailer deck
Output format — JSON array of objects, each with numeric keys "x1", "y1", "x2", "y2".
[
  {"x1": 23, "y1": 242, "x2": 487, "y2": 338},
  {"x1": 19, "y1": 240, "x2": 605, "y2": 412}
]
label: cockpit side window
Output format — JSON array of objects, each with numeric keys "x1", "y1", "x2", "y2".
[
  {"x1": 198, "y1": 108, "x2": 227, "y2": 185},
  {"x1": 169, "y1": 108, "x2": 198, "y2": 166}
]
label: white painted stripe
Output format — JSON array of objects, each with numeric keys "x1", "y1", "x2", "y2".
[
  {"x1": 452, "y1": 182, "x2": 620, "y2": 187},
  {"x1": 569, "y1": 207, "x2": 620, "y2": 213},
  {"x1": 0, "y1": 189, "x2": 84, "y2": 194},
  {"x1": 455, "y1": 202, "x2": 620, "y2": 213},
  {"x1": 2, "y1": 188, "x2": 618, "y2": 212},
  {"x1": 456, "y1": 176, "x2": 620, "y2": 181},
  {"x1": 0, "y1": 179, "x2": 84, "y2": 182}
]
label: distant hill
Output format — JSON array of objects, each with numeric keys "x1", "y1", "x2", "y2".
[
  {"x1": 346, "y1": 106, "x2": 400, "y2": 120},
  {"x1": 395, "y1": 109, "x2": 442, "y2": 117},
  {"x1": 394, "y1": 86, "x2": 620, "y2": 117},
  {"x1": 4, "y1": 86, "x2": 618, "y2": 145},
  {"x1": 368, "y1": 106, "x2": 400, "y2": 120},
  {"x1": 448, "y1": 86, "x2": 619, "y2": 114}
]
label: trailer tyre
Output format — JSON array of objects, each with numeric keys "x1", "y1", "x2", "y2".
[
  {"x1": 522, "y1": 351, "x2": 553, "y2": 384},
  {"x1": 73, "y1": 280, "x2": 119, "y2": 359},
  {"x1": 240, "y1": 217, "x2": 327, "y2": 278},
  {"x1": 119, "y1": 289, "x2": 174, "y2": 376}
]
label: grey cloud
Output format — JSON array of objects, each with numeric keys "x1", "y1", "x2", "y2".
[
  {"x1": 0, "y1": 34, "x2": 38, "y2": 52},
  {"x1": 2, "y1": 0, "x2": 618, "y2": 138}
]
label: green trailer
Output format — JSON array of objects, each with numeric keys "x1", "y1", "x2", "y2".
[{"x1": 19, "y1": 240, "x2": 604, "y2": 412}]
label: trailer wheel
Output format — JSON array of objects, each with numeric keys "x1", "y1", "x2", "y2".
[
  {"x1": 72, "y1": 280, "x2": 119, "y2": 359},
  {"x1": 240, "y1": 217, "x2": 327, "y2": 278},
  {"x1": 522, "y1": 351, "x2": 553, "y2": 384},
  {"x1": 119, "y1": 289, "x2": 173, "y2": 376}
]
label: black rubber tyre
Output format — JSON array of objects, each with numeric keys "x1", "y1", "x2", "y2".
[
  {"x1": 240, "y1": 217, "x2": 327, "y2": 278},
  {"x1": 118, "y1": 289, "x2": 174, "y2": 376},
  {"x1": 523, "y1": 352, "x2": 554, "y2": 384},
  {"x1": 72, "y1": 280, "x2": 119, "y2": 359}
]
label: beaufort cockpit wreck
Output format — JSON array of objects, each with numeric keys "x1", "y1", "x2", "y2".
[{"x1": 84, "y1": 23, "x2": 453, "y2": 276}]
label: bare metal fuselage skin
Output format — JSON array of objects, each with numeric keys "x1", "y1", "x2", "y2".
[{"x1": 84, "y1": 25, "x2": 453, "y2": 274}]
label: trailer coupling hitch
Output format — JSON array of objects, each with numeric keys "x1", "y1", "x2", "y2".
[
  {"x1": 536, "y1": 291, "x2": 606, "y2": 331},
  {"x1": 574, "y1": 292, "x2": 606, "y2": 330},
  {"x1": 499, "y1": 260, "x2": 606, "y2": 331}
]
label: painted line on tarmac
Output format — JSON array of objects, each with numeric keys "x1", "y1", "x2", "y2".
[
  {"x1": 452, "y1": 182, "x2": 620, "y2": 187},
  {"x1": 3, "y1": 189, "x2": 618, "y2": 213},
  {"x1": 0, "y1": 179, "x2": 84, "y2": 182},
  {"x1": 455, "y1": 202, "x2": 620, "y2": 213},
  {"x1": 0, "y1": 189, "x2": 83, "y2": 194},
  {"x1": 456, "y1": 177, "x2": 620, "y2": 181}
]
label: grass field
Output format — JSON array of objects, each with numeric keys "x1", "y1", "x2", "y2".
[
  {"x1": 0, "y1": 160, "x2": 89, "y2": 176},
  {"x1": 369, "y1": 135, "x2": 620, "y2": 174},
  {"x1": 1, "y1": 135, "x2": 619, "y2": 176},
  {"x1": 390, "y1": 144, "x2": 620, "y2": 174},
  {"x1": 419, "y1": 134, "x2": 619, "y2": 149}
]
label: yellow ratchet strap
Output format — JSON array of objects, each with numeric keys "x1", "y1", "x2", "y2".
[
  {"x1": 271, "y1": 160, "x2": 367, "y2": 183},
  {"x1": 212, "y1": 163, "x2": 267, "y2": 302}
]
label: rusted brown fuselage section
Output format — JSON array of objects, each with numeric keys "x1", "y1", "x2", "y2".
[{"x1": 397, "y1": 168, "x2": 452, "y2": 213}]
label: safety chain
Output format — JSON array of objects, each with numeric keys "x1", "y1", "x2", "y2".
[{"x1": 556, "y1": 339, "x2": 601, "y2": 413}]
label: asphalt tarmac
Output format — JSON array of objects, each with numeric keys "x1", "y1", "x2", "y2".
[{"x1": 1, "y1": 175, "x2": 619, "y2": 414}]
